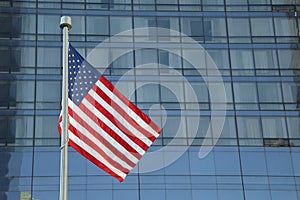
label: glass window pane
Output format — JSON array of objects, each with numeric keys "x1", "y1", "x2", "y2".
[
  {"x1": 251, "y1": 17, "x2": 274, "y2": 36},
  {"x1": 165, "y1": 151, "x2": 190, "y2": 174},
  {"x1": 234, "y1": 82, "x2": 258, "y2": 103},
  {"x1": 266, "y1": 149, "x2": 293, "y2": 176},
  {"x1": 181, "y1": 17, "x2": 203, "y2": 36},
  {"x1": 136, "y1": 82, "x2": 159, "y2": 102},
  {"x1": 278, "y1": 49, "x2": 300, "y2": 69},
  {"x1": 245, "y1": 190, "x2": 271, "y2": 200},
  {"x1": 216, "y1": 117, "x2": 236, "y2": 139},
  {"x1": 0, "y1": 14, "x2": 36, "y2": 36},
  {"x1": 208, "y1": 17, "x2": 227, "y2": 37},
  {"x1": 38, "y1": 15, "x2": 60, "y2": 34},
  {"x1": 192, "y1": 190, "x2": 218, "y2": 200},
  {"x1": 86, "y1": 16, "x2": 109, "y2": 35},
  {"x1": 214, "y1": 147, "x2": 241, "y2": 175},
  {"x1": 189, "y1": 147, "x2": 215, "y2": 175},
  {"x1": 134, "y1": 16, "x2": 155, "y2": 28},
  {"x1": 140, "y1": 190, "x2": 165, "y2": 200},
  {"x1": 12, "y1": 81, "x2": 35, "y2": 102},
  {"x1": 15, "y1": 14, "x2": 36, "y2": 35},
  {"x1": 166, "y1": 189, "x2": 191, "y2": 200},
  {"x1": 36, "y1": 81, "x2": 61, "y2": 102},
  {"x1": 18, "y1": 47, "x2": 35, "y2": 69},
  {"x1": 185, "y1": 82, "x2": 209, "y2": 103},
  {"x1": 274, "y1": 17, "x2": 298, "y2": 36},
  {"x1": 282, "y1": 82, "x2": 300, "y2": 105},
  {"x1": 187, "y1": 116, "x2": 210, "y2": 140},
  {"x1": 0, "y1": 116, "x2": 34, "y2": 142},
  {"x1": 271, "y1": 190, "x2": 298, "y2": 200},
  {"x1": 261, "y1": 117, "x2": 287, "y2": 138},
  {"x1": 35, "y1": 116, "x2": 60, "y2": 139},
  {"x1": 286, "y1": 117, "x2": 300, "y2": 139},
  {"x1": 207, "y1": 49, "x2": 229, "y2": 69},
  {"x1": 228, "y1": 18, "x2": 250, "y2": 42},
  {"x1": 254, "y1": 49, "x2": 278, "y2": 69},
  {"x1": 113, "y1": 190, "x2": 138, "y2": 200},
  {"x1": 162, "y1": 116, "x2": 187, "y2": 140},
  {"x1": 70, "y1": 16, "x2": 85, "y2": 34},
  {"x1": 291, "y1": 150, "x2": 300, "y2": 176},
  {"x1": 158, "y1": 17, "x2": 179, "y2": 33},
  {"x1": 257, "y1": 82, "x2": 282, "y2": 102},
  {"x1": 230, "y1": 49, "x2": 254, "y2": 69},
  {"x1": 240, "y1": 148, "x2": 267, "y2": 175},
  {"x1": 218, "y1": 189, "x2": 244, "y2": 200},
  {"x1": 160, "y1": 82, "x2": 184, "y2": 103},
  {"x1": 111, "y1": 51, "x2": 133, "y2": 69},
  {"x1": 37, "y1": 47, "x2": 61, "y2": 67},
  {"x1": 110, "y1": 16, "x2": 132, "y2": 35},
  {"x1": 209, "y1": 82, "x2": 233, "y2": 103},
  {"x1": 135, "y1": 49, "x2": 158, "y2": 67},
  {"x1": 161, "y1": 50, "x2": 181, "y2": 69},
  {"x1": 0, "y1": 147, "x2": 33, "y2": 177},
  {"x1": 0, "y1": 14, "x2": 11, "y2": 35},
  {"x1": 237, "y1": 117, "x2": 262, "y2": 138},
  {"x1": 34, "y1": 147, "x2": 60, "y2": 176}
]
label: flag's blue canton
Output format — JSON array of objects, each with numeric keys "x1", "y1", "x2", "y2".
[{"x1": 68, "y1": 44, "x2": 100, "y2": 105}]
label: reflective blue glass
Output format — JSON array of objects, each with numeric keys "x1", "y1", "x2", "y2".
[
  {"x1": 33, "y1": 147, "x2": 60, "y2": 176},
  {"x1": 189, "y1": 147, "x2": 216, "y2": 175},
  {"x1": 140, "y1": 190, "x2": 165, "y2": 200},
  {"x1": 192, "y1": 190, "x2": 218, "y2": 200},
  {"x1": 245, "y1": 190, "x2": 271, "y2": 200},
  {"x1": 164, "y1": 149, "x2": 190, "y2": 175},
  {"x1": 265, "y1": 148, "x2": 293, "y2": 176},
  {"x1": 291, "y1": 149, "x2": 300, "y2": 176},
  {"x1": 240, "y1": 147, "x2": 267, "y2": 175},
  {"x1": 218, "y1": 189, "x2": 244, "y2": 200},
  {"x1": 214, "y1": 147, "x2": 241, "y2": 175},
  {"x1": 0, "y1": 147, "x2": 33, "y2": 177},
  {"x1": 69, "y1": 150, "x2": 87, "y2": 176},
  {"x1": 113, "y1": 189, "x2": 139, "y2": 200},
  {"x1": 87, "y1": 190, "x2": 113, "y2": 200},
  {"x1": 166, "y1": 189, "x2": 192, "y2": 200},
  {"x1": 271, "y1": 190, "x2": 298, "y2": 200}
]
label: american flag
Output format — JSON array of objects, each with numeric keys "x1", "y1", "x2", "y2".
[{"x1": 58, "y1": 44, "x2": 161, "y2": 182}]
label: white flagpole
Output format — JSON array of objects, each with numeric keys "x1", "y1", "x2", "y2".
[{"x1": 59, "y1": 16, "x2": 72, "y2": 200}]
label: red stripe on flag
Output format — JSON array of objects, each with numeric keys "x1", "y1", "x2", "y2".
[
  {"x1": 68, "y1": 139, "x2": 125, "y2": 182},
  {"x1": 58, "y1": 115, "x2": 62, "y2": 135},
  {"x1": 77, "y1": 102, "x2": 142, "y2": 160},
  {"x1": 85, "y1": 91, "x2": 151, "y2": 150},
  {"x1": 91, "y1": 84, "x2": 157, "y2": 142},
  {"x1": 100, "y1": 76, "x2": 161, "y2": 134},
  {"x1": 68, "y1": 105, "x2": 141, "y2": 163},
  {"x1": 68, "y1": 123, "x2": 132, "y2": 173}
]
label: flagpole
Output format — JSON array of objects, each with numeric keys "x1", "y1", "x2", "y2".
[{"x1": 59, "y1": 16, "x2": 72, "y2": 200}]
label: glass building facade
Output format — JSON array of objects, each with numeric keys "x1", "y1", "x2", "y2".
[{"x1": 1, "y1": 0, "x2": 300, "y2": 199}]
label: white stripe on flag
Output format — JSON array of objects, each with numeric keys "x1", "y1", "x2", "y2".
[
  {"x1": 69, "y1": 99, "x2": 142, "y2": 162},
  {"x1": 96, "y1": 81, "x2": 159, "y2": 138},
  {"x1": 68, "y1": 128, "x2": 127, "y2": 180},
  {"x1": 68, "y1": 111, "x2": 135, "y2": 170},
  {"x1": 80, "y1": 98, "x2": 146, "y2": 155},
  {"x1": 88, "y1": 87, "x2": 152, "y2": 146}
]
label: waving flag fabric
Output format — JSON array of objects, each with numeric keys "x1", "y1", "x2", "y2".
[{"x1": 58, "y1": 44, "x2": 161, "y2": 182}]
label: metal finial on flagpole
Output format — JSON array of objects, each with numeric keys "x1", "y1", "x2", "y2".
[
  {"x1": 60, "y1": 16, "x2": 72, "y2": 30},
  {"x1": 59, "y1": 16, "x2": 71, "y2": 200}
]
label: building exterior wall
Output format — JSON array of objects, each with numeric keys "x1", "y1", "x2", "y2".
[{"x1": 0, "y1": 0, "x2": 300, "y2": 199}]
